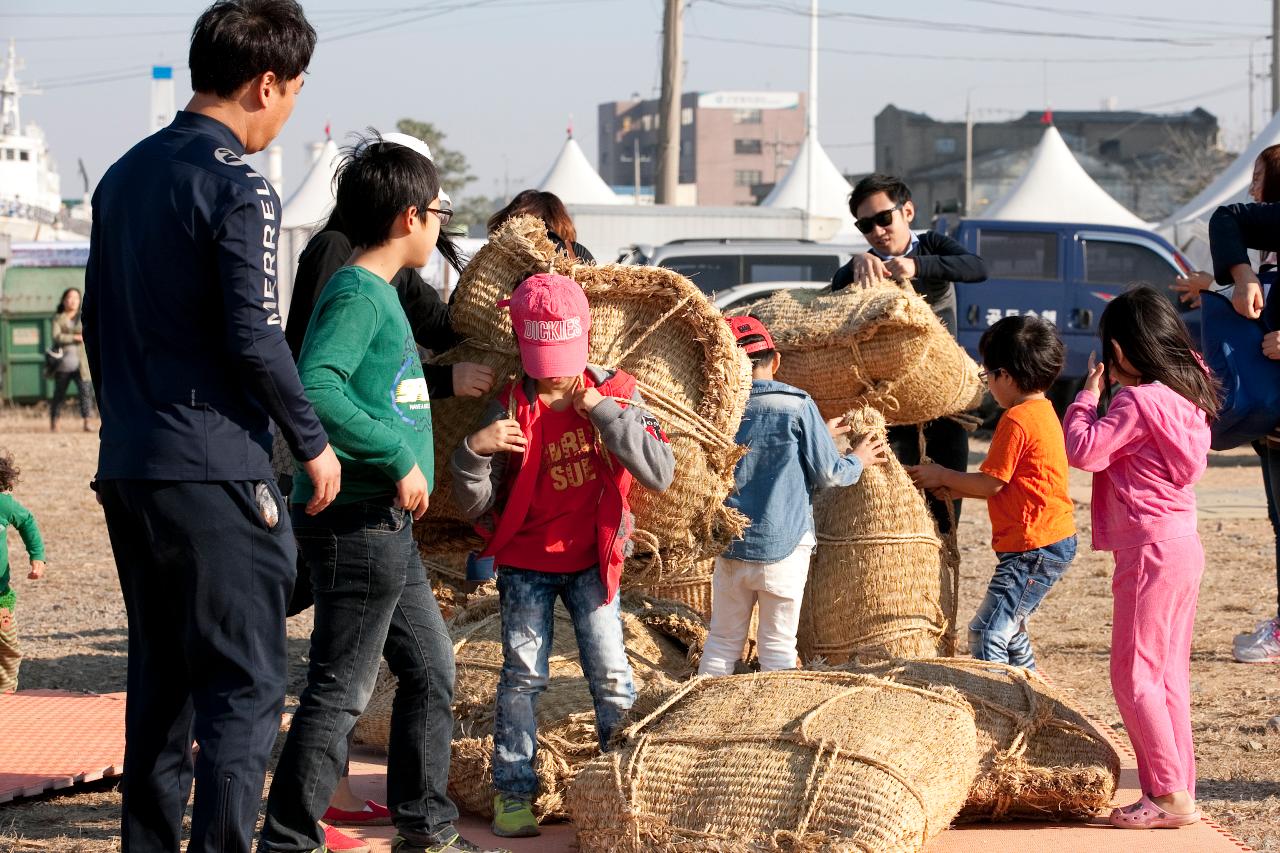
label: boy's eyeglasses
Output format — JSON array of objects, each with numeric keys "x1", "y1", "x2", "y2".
[
  {"x1": 978, "y1": 367, "x2": 1003, "y2": 382},
  {"x1": 854, "y1": 204, "x2": 902, "y2": 234},
  {"x1": 426, "y1": 206, "x2": 453, "y2": 227}
]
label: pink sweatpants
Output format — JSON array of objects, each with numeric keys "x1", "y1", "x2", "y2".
[{"x1": 1110, "y1": 534, "x2": 1203, "y2": 799}]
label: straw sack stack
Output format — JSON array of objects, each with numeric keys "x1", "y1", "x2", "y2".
[
  {"x1": 352, "y1": 592, "x2": 706, "y2": 820},
  {"x1": 850, "y1": 658, "x2": 1121, "y2": 821},
  {"x1": 568, "y1": 671, "x2": 978, "y2": 852},
  {"x1": 746, "y1": 284, "x2": 984, "y2": 425},
  {"x1": 797, "y1": 407, "x2": 956, "y2": 663},
  {"x1": 417, "y1": 214, "x2": 752, "y2": 587}
]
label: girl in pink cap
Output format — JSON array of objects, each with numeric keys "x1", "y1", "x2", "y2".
[
  {"x1": 1064, "y1": 286, "x2": 1219, "y2": 830},
  {"x1": 450, "y1": 272, "x2": 674, "y2": 838}
]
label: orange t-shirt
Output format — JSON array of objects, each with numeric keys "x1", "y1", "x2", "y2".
[{"x1": 979, "y1": 398, "x2": 1075, "y2": 552}]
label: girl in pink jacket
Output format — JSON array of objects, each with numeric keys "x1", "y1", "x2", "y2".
[{"x1": 1064, "y1": 286, "x2": 1219, "y2": 830}]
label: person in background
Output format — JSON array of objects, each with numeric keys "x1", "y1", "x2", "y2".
[
  {"x1": 49, "y1": 287, "x2": 94, "y2": 433},
  {"x1": 909, "y1": 316, "x2": 1075, "y2": 669},
  {"x1": 830, "y1": 174, "x2": 988, "y2": 534},
  {"x1": 82, "y1": 3, "x2": 340, "y2": 850},
  {"x1": 486, "y1": 189, "x2": 594, "y2": 262},
  {"x1": 697, "y1": 316, "x2": 886, "y2": 677},
  {"x1": 0, "y1": 451, "x2": 46, "y2": 693},
  {"x1": 1064, "y1": 286, "x2": 1217, "y2": 830}
]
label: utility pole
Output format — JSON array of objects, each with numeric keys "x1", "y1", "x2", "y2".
[
  {"x1": 656, "y1": 0, "x2": 683, "y2": 205},
  {"x1": 1273, "y1": 0, "x2": 1279, "y2": 115},
  {"x1": 805, "y1": 0, "x2": 817, "y2": 239},
  {"x1": 964, "y1": 93, "x2": 974, "y2": 217},
  {"x1": 1251, "y1": 44, "x2": 1257, "y2": 138}
]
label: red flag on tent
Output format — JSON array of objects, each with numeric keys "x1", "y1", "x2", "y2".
[
  {"x1": 324, "y1": 120, "x2": 331, "y2": 139},
  {"x1": 1040, "y1": 108, "x2": 1054, "y2": 125}
]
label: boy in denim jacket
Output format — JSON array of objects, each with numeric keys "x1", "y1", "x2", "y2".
[
  {"x1": 698, "y1": 317, "x2": 887, "y2": 675},
  {"x1": 909, "y1": 315, "x2": 1076, "y2": 668}
]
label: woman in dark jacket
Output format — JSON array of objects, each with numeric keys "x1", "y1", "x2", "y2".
[
  {"x1": 49, "y1": 287, "x2": 95, "y2": 432},
  {"x1": 486, "y1": 189, "x2": 595, "y2": 262}
]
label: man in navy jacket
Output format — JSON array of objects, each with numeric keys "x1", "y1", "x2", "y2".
[{"x1": 82, "y1": 3, "x2": 339, "y2": 850}]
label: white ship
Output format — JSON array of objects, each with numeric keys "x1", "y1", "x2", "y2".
[{"x1": 0, "y1": 40, "x2": 68, "y2": 242}]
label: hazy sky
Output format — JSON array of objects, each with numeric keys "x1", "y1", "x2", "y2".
[{"x1": 2, "y1": 0, "x2": 1273, "y2": 203}]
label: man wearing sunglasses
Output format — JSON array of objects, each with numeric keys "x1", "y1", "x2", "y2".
[{"x1": 831, "y1": 174, "x2": 988, "y2": 534}]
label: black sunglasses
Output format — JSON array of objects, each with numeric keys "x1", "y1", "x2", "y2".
[
  {"x1": 854, "y1": 204, "x2": 902, "y2": 234},
  {"x1": 425, "y1": 206, "x2": 453, "y2": 227}
]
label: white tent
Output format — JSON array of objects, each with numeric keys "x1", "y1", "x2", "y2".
[
  {"x1": 279, "y1": 138, "x2": 340, "y2": 327},
  {"x1": 983, "y1": 126, "x2": 1148, "y2": 228},
  {"x1": 763, "y1": 136, "x2": 856, "y2": 239},
  {"x1": 538, "y1": 134, "x2": 621, "y2": 205}
]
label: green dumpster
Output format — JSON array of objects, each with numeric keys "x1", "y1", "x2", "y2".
[{"x1": 0, "y1": 266, "x2": 86, "y2": 403}]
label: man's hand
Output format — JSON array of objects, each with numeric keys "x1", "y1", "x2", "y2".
[
  {"x1": 1170, "y1": 271, "x2": 1213, "y2": 308},
  {"x1": 573, "y1": 386, "x2": 605, "y2": 419},
  {"x1": 1264, "y1": 331, "x2": 1280, "y2": 360},
  {"x1": 852, "y1": 435, "x2": 889, "y2": 468},
  {"x1": 468, "y1": 419, "x2": 527, "y2": 456},
  {"x1": 452, "y1": 361, "x2": 495, "y2": 398},
  {"x1": 884, "y1": 257, "x2": 917, "y2": 281},
  {"x1": 28, "y1": 559, "x2": 45, "y2": 580},
  {"x1": 1231, "y1": 264, "x2": 1265, "y2": 319},
  {"x1": 395, "y1": 464, "x2": 430, "y2": 521},
  {"x1": 907, "y1": 462, "x2": 948, "y2": 490},
  {"x1": 301, "y1": 444, "x2": 341, "y2": 516},
  {"x1": 1082, "y1": 351, "x2": 1106, "y2": 396},
  {"x1": 826, "y1": 416, "x2": 851, "y2": 442},
  {"x1": 852, "y1": 253, "x2": 890, "y2": 287}
]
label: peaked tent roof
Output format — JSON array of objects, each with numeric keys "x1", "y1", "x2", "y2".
[
  {"x1": 1162, "y1": 109, "x2": 1280, "y2": 228},
  {"x1": 282, "y1": 138, "x2": 340, "y2": 230},
  {"x1": 762, "y1": 135, "x2": 856, "y2": 237},
  {"x1": 538, "y1": 135, "x2": 621, "y2": 205},
  {"x1": 982, "y1": 125, "x2": 1148, "y2": 228}
]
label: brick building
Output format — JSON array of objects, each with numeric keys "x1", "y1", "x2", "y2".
[{"x1": 597, "y1": 91, "x2": 807, "y2": 206}]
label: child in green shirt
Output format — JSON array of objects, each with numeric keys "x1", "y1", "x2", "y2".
[{"x1": 0, "y1": 451, "x2": 46, "y2": 693}]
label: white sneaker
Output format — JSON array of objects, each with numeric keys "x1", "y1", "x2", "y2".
[{"x1": 1233, "y1": 617, "x2": 1280, "y2": 663}]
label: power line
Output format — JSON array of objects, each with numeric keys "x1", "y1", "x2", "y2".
[{"x1": 952, "y1": 0, "x2": 1263, "y2": 38}]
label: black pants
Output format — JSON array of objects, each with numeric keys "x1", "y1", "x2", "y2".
[
  {"x1": 50, "y1": 371, "x2": 93, "y2": 423},
  {"x1": 1254, "y1": 440, "x2": 1280, "y2": 618},
  {"x1": 888, "y1": 417, "x2": 969, "y2": 535},
  {"x1": 101, "y1": 479, "x2": 295, "y2": 853}
]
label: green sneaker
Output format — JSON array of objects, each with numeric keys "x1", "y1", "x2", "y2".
[
  {"x1": 490, "y1": 794, "x2": 540, "y2": 838},
  {"x1": 390, "y1": 830, "x2": 510, "y2": 853}
]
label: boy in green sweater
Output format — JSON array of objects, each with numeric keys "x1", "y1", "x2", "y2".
[
  {"x1": 261, "y1": 137, "x2": 498, "y2": 853},
  {"x1": 0, "y1": 451, "x2": 46, "y2": 693}
]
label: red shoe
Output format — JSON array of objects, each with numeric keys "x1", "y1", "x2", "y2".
[
  {"x1": 322, "y1": 799, "x2": 392, "y2": 826},
  {"x1": 323, "y1": 824, "x2": 372, "y2": 853}
]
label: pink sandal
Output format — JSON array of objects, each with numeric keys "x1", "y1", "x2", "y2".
[{"x1": 1108, "y1": 795, "x2": 1201, "y2": 829}]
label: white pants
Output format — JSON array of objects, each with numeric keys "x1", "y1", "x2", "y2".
[{"x1": 698, "y1": 535, "x2": 815, "y2": 676}]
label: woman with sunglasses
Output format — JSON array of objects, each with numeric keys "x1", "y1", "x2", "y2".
[{"x1": 831, "y1": 173, "x2": 988, "y2": 535}]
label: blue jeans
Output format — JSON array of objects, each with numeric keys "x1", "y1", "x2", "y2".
[
  {"x1": 261, "y1": 501, "x2": 458, "y2": 851},
  {"x1": 492, "y1": 566, "x2": 636, "y2": 798},
  {"x1": 969, "y1": 535, "x2": 1077, "y2": 669}
]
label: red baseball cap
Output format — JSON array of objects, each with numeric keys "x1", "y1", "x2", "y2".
[
  {"x1": 725, "y1": 315, "x2": 776, "y2": 355},
  {"x1": 500, "y1": 273, "x2": 591, "y2": 379}
]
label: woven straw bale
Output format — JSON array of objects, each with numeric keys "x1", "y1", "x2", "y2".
[
  {"x1": 797, "y1": 407, "x2": 956, "y2": 664},
  {"x1": 747, "y1": 284, "x2": 984, "y2": 425},
  {"x1": 352, "y1": 591, "x2": 706, "y2": 820},
  {"x1": 418, "y1": 214, "x2": 752, "y2": 583},
  {"x1": 568, "y1": 670, "x2": 978, "y2": 852},
  {"x1": 848, "y1": 658, "x2": 1121, "y2": 821}
]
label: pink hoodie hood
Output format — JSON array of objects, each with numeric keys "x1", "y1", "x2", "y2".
[{"x1": 1064, "y1": 382, "x2": 1210, "y2": 552}]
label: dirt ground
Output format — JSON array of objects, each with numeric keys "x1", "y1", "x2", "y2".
[{"x1": 1, "y1": 408, "x2": 1277, "y2": 851}]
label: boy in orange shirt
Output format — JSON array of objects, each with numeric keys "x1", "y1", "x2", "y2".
[{"x1": 909, "y1": 315, "x2": 1076, "y2": 668}]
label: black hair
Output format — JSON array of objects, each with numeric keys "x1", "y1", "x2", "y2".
[
  {"x1": 849, "y1": 173, "x2": 912, "y2": 216},
  {"x1": 0, "y1": 451, "x2": 18, "y2": 493},
  {"x1": 1098, "y1": 285, "x2": 1221, "y2": 422},
  {"x1": 736, "y1": 334, "x2": 777, "y2": 368},
  {"x1": 189, "y1": 0, "x2": 316, "y2": 98},
  {"x1": 57, "y1": 287, "x2": 81, "y2": 315},
  {"x1": 321, "y1": 207, "x2": 465, "y2": 273},
  {"x1": 978, "y1": 315, "x2": 1065, "y2": 394},
  {"x1": 334, "y1": 131, "x2": 443, "y2": 250}
]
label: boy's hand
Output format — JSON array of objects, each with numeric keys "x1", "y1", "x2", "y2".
[
  {"x1": 1263, "y1": 330, "x2": 1280, "y2": 360},
  {"x1": 452, "y1": 362, "x2": 496, "y2": 398},
  {"x1": 852, "y1": 435, "x2": 889, "y2": 468},
  {"x1": 468, "y1": 419, "x2": 527, "y2": 456},
  {"x1": 1170, "y1": 271, "x2": 1212, "y2": 308},
  {"x1": 852, "y1": 253, "x2": 890, "y2": 287},
  {"x1": 884, "y1": 257, "x2": 917, "y2": 280},
  {"x1": 396, "y1": 464, "x2": 430, "y2": 521},
  {"x1": 907, "y1": 462, "x2": 947, "y2": 489},
  {"x1": 28, "y1": 559, "x2": 45, "y2": 580},
  {"x1": 1082, "y1": 351, "x2": 1106, "y2": 396},
  {"x1": 573, "y1": 386, "x2": 605, "y2": 418},
  {"x1": 301, "y1": 444, "x2": 342, "y2": 516},
  {"x1": 1231, "y1": 264, "x2": 1265, "y2": 319},
  {"x1": 825, "y1": 416, "x2": 852, "y2": 441}
]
